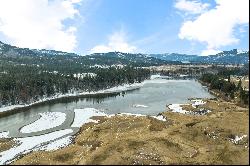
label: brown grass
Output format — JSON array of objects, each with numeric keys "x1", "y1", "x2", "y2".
[{"x1": 8, "y1": 99, "x2": 249, "y2": 165}]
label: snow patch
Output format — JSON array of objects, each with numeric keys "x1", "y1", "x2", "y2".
[
  {"x1": 151, "y1": 115, "x2": 167, "y2": 121},
  {"x1": 39, "y1": 136, "x2": 73, "y2": 151},
  {"x1": 0, "y1": 129, "x2": 73, "y2": 165},
  {"x1": 73, "y1": 73, "x2": 97, "y2": 79},
  {"x1": 168, "y1": 104, "x2": 188, "y2": 114},
  {"x1": 116, "y1": 113, "x2": 146, "y2": 117},
  {"x1": 20, "y1": 112, "x2": 66, "y2": 133},
  {"x1": 188, "y1": 109, "x2": 211, "y2": 116},
  {"x1": 168, "y1": 103, "x2": 210, "y2": 115},
  {"x1": 230, "y1": 135, "x2": 248, "y2": 144},
  {"x1": 0, "y1": 105, "x2": 25, "y2": 113},
  {"x1": 150, "y1": 74, "x2": 162, "y2": 79},
  {"x1": 0, "y1": 131, "x2": 9, "y2": 138},
  {"x1": 191, "y1": 99, "x2": 206, "y2": 108},
  {"x1": 103, "y1": 82, "x2": 143, "y2": 93},
  {"x1": 132, "y1": 104, "x2": 149, "y2": 108},
  {"x1": 71, "y1": 108, "x2": 107, "y2": 127},
  {"x1": 144, "y1": 79, "x2": 190, "y2": 84}
]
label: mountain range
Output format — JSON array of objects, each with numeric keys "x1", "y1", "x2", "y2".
[
  {"x1": 150, "y1": 49, "x2": 249, "y2": 64},
  {"x1": 0, "y1": 41, "x2": 249, "y2": 66}
]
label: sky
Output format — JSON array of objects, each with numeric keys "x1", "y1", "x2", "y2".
[{"x1": 0, "y1": 0, "x2": 249, "y2": 56}]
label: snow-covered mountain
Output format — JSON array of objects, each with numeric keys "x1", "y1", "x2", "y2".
[{"x1": 150, "y1": 49, "x2": 249, "y2": 64}]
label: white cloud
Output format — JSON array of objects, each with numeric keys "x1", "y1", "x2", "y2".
[
  {"x1": 175, "y1": 0, "x2": 210, "y2": 14},
  {"x1": 0, "y1": 0, "x2": 81, "y2": 52},
  {"x1": 90, "y1": 31, "x2": 137, "y2": 53},
  {"x1": 178, "y1": 0, "x2": 249, "y2": 55},
  {"x1": 201, "y1": 49, "x2": 221, "y2": 56}
]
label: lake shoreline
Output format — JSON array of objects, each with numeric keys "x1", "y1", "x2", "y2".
[
  {"x1": 0, "y1": 83, "x2": 143, "y2": 118},
  {"x1": 0, "y1": 78, "x2": 212, "y2": 118}
]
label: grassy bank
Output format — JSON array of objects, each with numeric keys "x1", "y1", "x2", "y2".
[{"x1": 12, "y1": 98, "x2": 249, "y2": 165}]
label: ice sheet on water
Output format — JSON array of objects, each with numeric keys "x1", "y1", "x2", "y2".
[{"x1": 20, "y1": 112, "x2": 66, "y2": 133}]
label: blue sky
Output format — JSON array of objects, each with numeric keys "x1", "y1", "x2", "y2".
[{"x1": 0, "y1": 0, "x2": 249, "y2": 55}]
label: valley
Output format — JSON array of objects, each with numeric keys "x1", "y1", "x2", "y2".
[{"x1": 0, "y1": 41, "x2": 249, "y2": 165}]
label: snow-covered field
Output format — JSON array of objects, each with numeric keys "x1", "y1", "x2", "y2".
[{"x1": 20, "y1": 112, "x2": 66, "y2": 133}]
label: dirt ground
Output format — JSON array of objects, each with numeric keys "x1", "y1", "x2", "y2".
[
  {"x1": 0, "y1": 138, "x2": 14, "y2": 153},
  {"x1": 11, "y1": 98, "x2": 249, "y2": 165}
]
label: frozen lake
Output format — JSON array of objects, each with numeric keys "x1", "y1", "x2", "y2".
[{"x1": 0, "y1": 78, "x2": 213, "y2": 137}]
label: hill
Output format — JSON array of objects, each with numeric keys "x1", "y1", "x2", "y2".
[{"x1": 0, "y1": 41, "x2": 177, "y2": 68}]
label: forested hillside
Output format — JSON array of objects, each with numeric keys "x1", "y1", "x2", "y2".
[
  {"x1": 0, "y1": 41, "x2": 157, "y2": 107},
  {"x1": 200, "y1": 67, "x2": 249, "y2": 106},
  {"x1": 0, "y1": 65, "x2": 150, "y2": 107}
]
